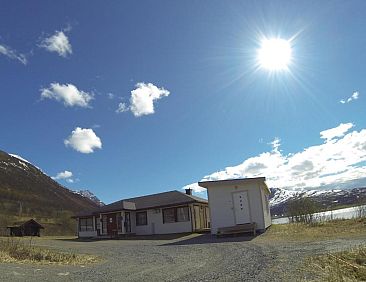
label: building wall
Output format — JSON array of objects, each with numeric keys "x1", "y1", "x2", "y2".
[
  {"x1": 260, "y1": 185, "x2": 272, "y2": 229},
  {"x1": 78, "y1": 216, "x2": 98, "y2": 238},
  {"x1": 135, "y1": 207, "x2": 193, "y2": 235},
  {"x1": 207, "y1": 182, "x2": 266, "y2": 234}
]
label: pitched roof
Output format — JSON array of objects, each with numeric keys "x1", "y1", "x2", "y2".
[
  {"x1": 7, "y1": 219, "x2": 44, "y2": 229},
  {"x1": 75, "y1": 190, "x2": 207, "y2": 217}
]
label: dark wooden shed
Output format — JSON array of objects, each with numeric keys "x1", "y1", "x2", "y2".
[{"x1": 7, "y1": 219, "x2": 44, "y2": 237}]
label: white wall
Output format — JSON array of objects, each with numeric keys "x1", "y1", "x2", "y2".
[
  {"x1": 207, "y1": 182, "x2": 266, "y2": 234},
  {"x1": 135, "y1": 207, "x2": 192, "y2": 235},
  {"x1": 260, "y1": 186, "x2": 272, "y2": 228}
]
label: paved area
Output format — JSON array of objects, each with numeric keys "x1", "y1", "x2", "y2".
[{"x1": 0, "y1": 233, "x2": 365, "y2": 281}]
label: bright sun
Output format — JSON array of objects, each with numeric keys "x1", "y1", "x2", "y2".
[{"x1": 257, "y1": 38, "x2": 292, "y2": 71}]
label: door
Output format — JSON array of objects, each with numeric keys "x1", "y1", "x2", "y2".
[
  {"x1": 124, "y1": 212, "x2": 131, "y2": 233},
  {"x1": 232, "y1": 191, "x2": 251, "y2": 224},
  {"x1": 107, "y1": 213, "x2": 117, "y2": 236}
]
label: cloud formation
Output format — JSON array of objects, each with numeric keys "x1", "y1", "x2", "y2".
[
  {"x1": 40, "y1": 31, "x2": 72, "y2": 57},
  {"x1": 116, "y1": 83, "x2": 169, "y2": 117},
  {"x1": 64, "y1": 127, "x2": 102, "y2": 154},
  {"x1": 0, "y1": 44, "x2": 27, "y2": 65},
  {"x1": 52, "y1": 170, "x2": 73, "y2": 180},
  {"x1": 40, "y1": 83, "x2": 93, "y2": 108},
  {"x1": 340, "y1": 91, "x2": 359, "y2": 104},
  {"x1": 184, "y1": 123, "x2": 366, "y2": 193},
  {"x1": 115, "y1": 102, "x2": 129, "y2": 113},
  {"x1": 320, "y1": 123, "x2": 354, "y2": 142}
]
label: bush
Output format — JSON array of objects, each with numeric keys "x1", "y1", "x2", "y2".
[{"x1": 286, "y1": 198, "x2": 321, "y2": 224}]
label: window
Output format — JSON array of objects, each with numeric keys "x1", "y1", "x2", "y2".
[
  {"x1": 136, "y1": 211, "x2": 147, "y2": 226},
  {"x1": 163, "y1": 206, "x2": 189, "y2": 223},
  {"x1": 79, "y1": 217, "x2": 94, "y2": 232},
  {"x1": 163, "y1": 208, "x2": 176, "y2": 223},
  {"x1": 177, "y1": 207, "x2": 189, "y2": 222}
]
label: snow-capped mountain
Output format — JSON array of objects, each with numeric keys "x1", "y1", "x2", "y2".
[
  {"x1": 74, "y1": 189, "x2": 104, "y2": 206},
  {"x1": 269, "y1": 187, "x2": 366, "y2": 217},
  {"x1": 0, "y1": 150, "x2": 101, "y2": 217}
]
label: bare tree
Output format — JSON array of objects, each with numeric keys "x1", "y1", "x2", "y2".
[{"x1": 286, "y1": 198, "x2": 321, "y2": 224}]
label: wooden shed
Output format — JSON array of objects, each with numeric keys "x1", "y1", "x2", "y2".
[{"x1": 7, "y1": 219, "x2": 44, "y2": 237}]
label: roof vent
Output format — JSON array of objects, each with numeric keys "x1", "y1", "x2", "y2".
[{"x1": 185, "y1": 188, "x2": 192, "y2": 195}]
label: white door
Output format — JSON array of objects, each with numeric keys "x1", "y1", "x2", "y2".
[{"x1": 232, "y1": 191, "x2": 251, "y2": 224}]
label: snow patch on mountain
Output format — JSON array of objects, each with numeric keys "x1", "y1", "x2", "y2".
[
  {"x1": 9, "y1": 153, "x2": 43, "y2": 172},
  {"x1": 270, "y1": 188, "x2": 344, "y2": 207},
  {"x1": 73, "y1": 189, "x2": 104, "y2": 206}
]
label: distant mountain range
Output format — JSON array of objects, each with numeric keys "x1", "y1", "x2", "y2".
[
  {"x1": 0, "y1": 150, "x2": 102, "y2": 222},
  {"x1": 269, "y1": 187, "x2": 366, "y2": 217},
  {"x1": 1, "y1": 148, "x2": 365, "y2": 224}
]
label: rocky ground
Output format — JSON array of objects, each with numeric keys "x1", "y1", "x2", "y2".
[{"x1": 0, "y1": 233, "x2": 365, "y2": 282}]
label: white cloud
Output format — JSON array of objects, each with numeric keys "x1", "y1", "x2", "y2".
[
  {"x1": 184, "y1": 123, "x2": 366, "y2": 193},
  {"x1": 107, "y1": 93, "x2": 115, "y2": 99},
  {"x1": 52, "y1": 170, "x2": 73, "y2": 180},
  {"x1": 320, "y1": 123, "x2": 354, "y2": 142},
  {"x1": 40, "y1": 83, "x2": 93, "y2": 108},
  {"x1": 0, "y1": 44, "x2": 27, "y2": 65},
  {"x1": 129, "y1": 83, "x2": 170, "y2": 117},
  {"x1": 40, "y1": 31, "x2": 72, "y2": 57},
  {"x1": 340, "y1": 91, "x2": 360, "y2": 104},
  {"x1": 64, "y1": 127, "x2": 102, "y2": 154},
  {"x1": 116, "y1": 102, "x2": 129, "y2": 113}
]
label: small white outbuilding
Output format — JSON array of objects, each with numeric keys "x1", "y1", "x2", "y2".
[{"x1": 198, "y1": 177, "x2": 271, "y2": 235}]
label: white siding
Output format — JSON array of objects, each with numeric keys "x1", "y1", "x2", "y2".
[
  {"x1": 260, "y1": 186, "x2": 272, "y2": 228},
  {"x1": 135, "y1": 208, "x2": 192, "y2": 235},
  {"x1": 207, "y1": 182, "x2": 267, "y2": 234}
]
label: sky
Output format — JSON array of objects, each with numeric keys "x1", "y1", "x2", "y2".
[{"x1": 1, "y1": 1, "x2": 366, "y2": 203}]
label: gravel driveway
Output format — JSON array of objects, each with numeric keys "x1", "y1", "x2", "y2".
[{"x1": 0, "y1": 233, "x2": 364, "y2": 282}]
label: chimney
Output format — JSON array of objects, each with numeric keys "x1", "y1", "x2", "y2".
[{"x1": 185, "y1": 188, "x2": 192, "y2": 195}]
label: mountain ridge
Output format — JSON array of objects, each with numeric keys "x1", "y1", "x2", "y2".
[
  {"x1": 269, "y1": 187, "x2": 366, "y2": 216},
  {"x1": 0, "y1": 150, "x2": 101, "y2": 230}
]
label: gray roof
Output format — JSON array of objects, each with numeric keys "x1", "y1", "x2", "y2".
[
  {"x1": 198, "y1": 177, "x2": 266, "y2": 188},
  {"x1": 75, "y1": 190, "x2": 207, "y2": 217}
]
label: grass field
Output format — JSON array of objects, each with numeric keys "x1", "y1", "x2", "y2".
[
  {"x1": 306, "y1": 245, "x2": 366, "y2": 281},
  {"x1": 0, "y1": 237, "x2": 98, "y2": 265},
  {"x1": 257, "y1": 218, "x2": 366, "y2": 281},
  {"x1": 259, "y1": 217, "x2": 366, "y2": 242}
]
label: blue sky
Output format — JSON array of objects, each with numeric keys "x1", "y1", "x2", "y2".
[{"x1": 1, "y1": 1, "x2": 366, "y2": 203}]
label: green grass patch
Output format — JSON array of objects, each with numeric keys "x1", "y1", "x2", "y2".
[
  {"x1": 0, "y1": 237, "x2": 98, "y2": 265},
  {"x1": 306, "y1": 245, "x2": 366, "y2": 281}
]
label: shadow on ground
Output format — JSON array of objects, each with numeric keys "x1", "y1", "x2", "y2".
[
  {"x1": 55, "y1": 233, "x2": 193, "y2": 242},
  {"x1": 162, "y1": 233, "x2": 255, "y2": 246}
]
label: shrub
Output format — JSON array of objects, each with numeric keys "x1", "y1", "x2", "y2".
[{"x1": 286, "y1": 198, "x2": 321, "y2": 224}]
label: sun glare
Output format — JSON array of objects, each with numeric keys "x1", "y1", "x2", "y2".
[{"x1": 257, "y1": 38, "x2": 292, "y2": 71}]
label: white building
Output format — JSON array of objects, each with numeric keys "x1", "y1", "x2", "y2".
[
  {"x1": 75, "y1": 190, "x2": 209, "y2": 238},
  {"x1": 198, "y1": 177, "x2": 271, "y2": 235}
]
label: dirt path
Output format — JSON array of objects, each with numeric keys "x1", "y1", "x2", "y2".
[{"x1": 0, "y1": 234, "x2": 365, "y2": 281}]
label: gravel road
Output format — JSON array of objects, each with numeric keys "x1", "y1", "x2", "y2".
[{"x1": 0, "y1": 233, "x2": 364, "y2": 282}]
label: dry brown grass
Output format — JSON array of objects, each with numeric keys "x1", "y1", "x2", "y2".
[
  {"x1": 0, "y1": 237, "x2": 98, "y2": 265},
  {"x1": 306, "y1": 245, "x2": 366, "y2": 281},
  {"x1": 258, "y1": 218, "x2": 366, "y2": 242}
]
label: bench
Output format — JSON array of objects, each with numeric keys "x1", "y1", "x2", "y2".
[{"x1": 217, "y1": 222, "x2": 257, "y2": 237}]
